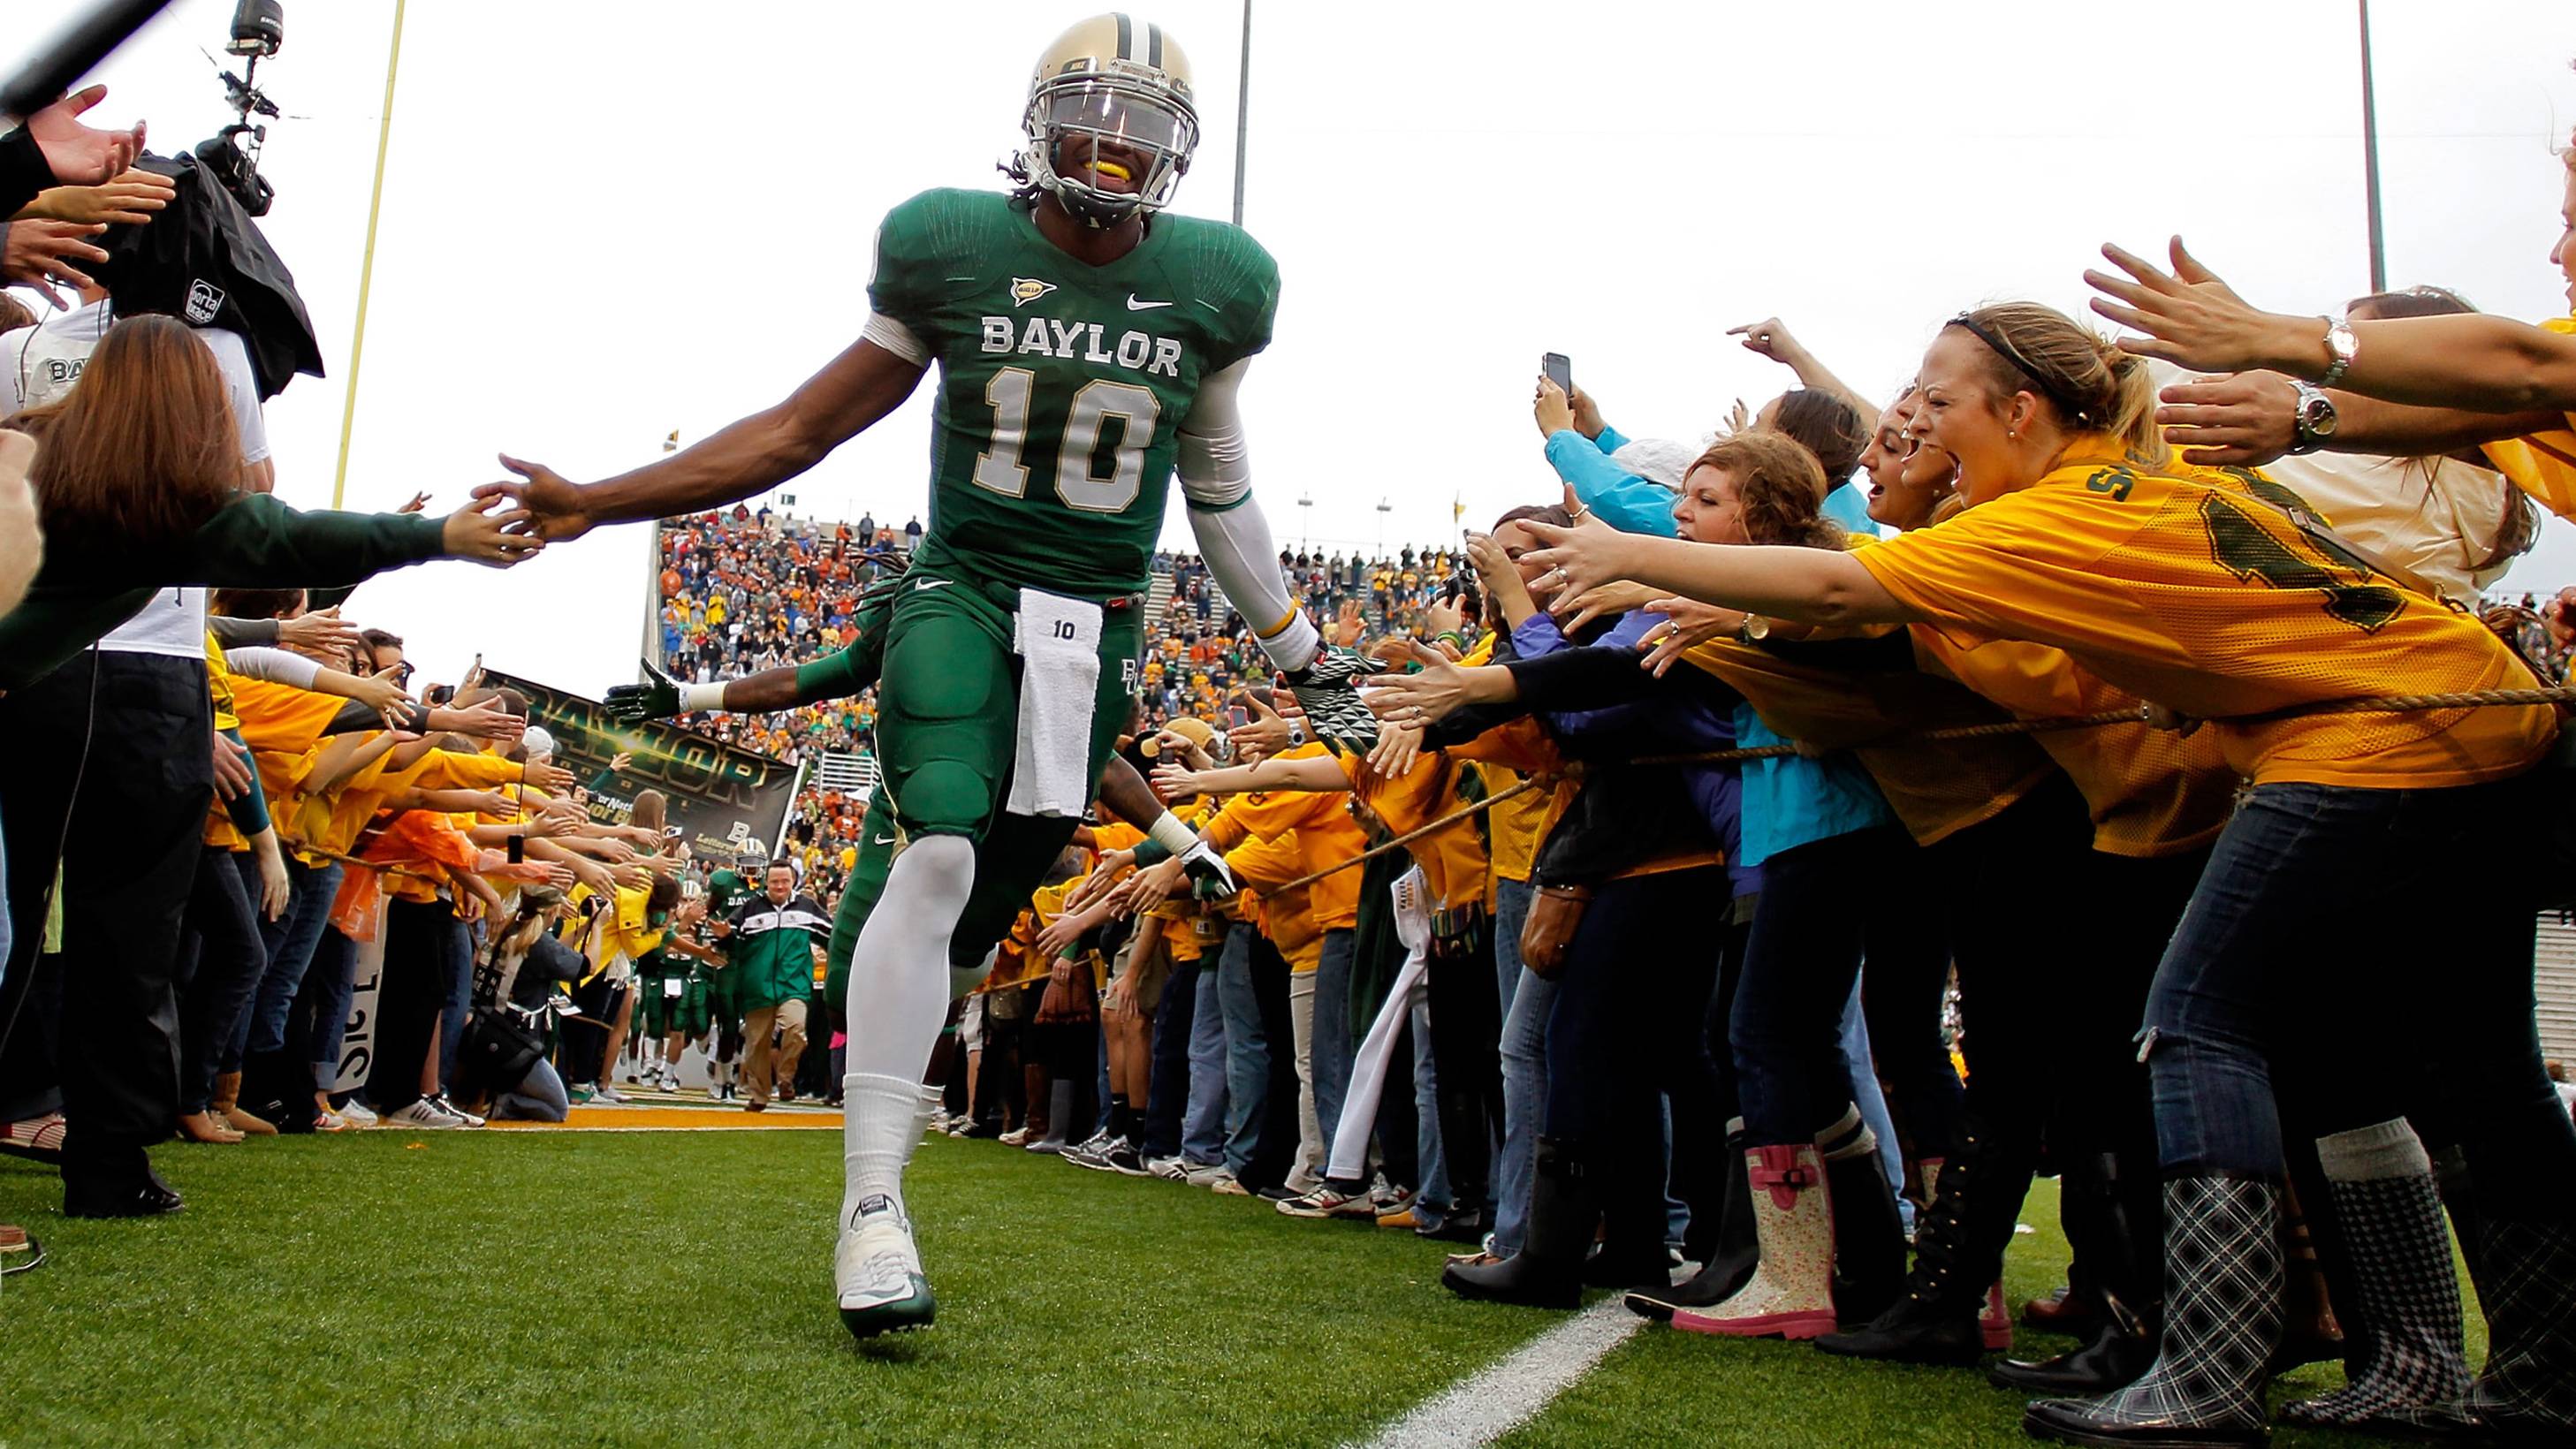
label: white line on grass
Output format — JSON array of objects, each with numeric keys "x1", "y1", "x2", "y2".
[{"x1": 1356, "y1": 1299, "x2": 1643, "y2": 1449}]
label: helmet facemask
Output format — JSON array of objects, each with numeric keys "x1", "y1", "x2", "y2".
[{"x1": 1022, "y1": 67, "x2": 1197, "y2": 229}]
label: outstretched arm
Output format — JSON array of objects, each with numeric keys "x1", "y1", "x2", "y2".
[
  {"x1": 2088, "y1": 239, "x2": 2576, "y2": 414},
  {"x1": 478, "y1": 329, "x2": 929, "y2": 542},
  {"x1": 1153, "y1": 752, "x2": 1349, "y2": 800},
  {"x1": 1177, "y1": 359, "x2": 1321, "y2": 671},
  {"x1": 1516, "y1": 515, "x2": 1915, "y2": 630}
]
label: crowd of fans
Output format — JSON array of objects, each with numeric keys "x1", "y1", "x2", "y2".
[
  {"x1": 9, "y1": 64, "x2": 2576, "y2": 1449},
  {"x1": 653, "y1": 503, "x2": 1487, "y2": 890}
]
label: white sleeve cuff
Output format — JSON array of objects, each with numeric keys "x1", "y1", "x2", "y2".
[
  {"x1": 861, "y1": 312, "x2": 931, "y2": 367},
  {"x1": 680, "y1": 680, "x2": 730, "y2": 713},
  {"x1": 1147, "y1": 813, "x2": 1200, "y2": 859}
]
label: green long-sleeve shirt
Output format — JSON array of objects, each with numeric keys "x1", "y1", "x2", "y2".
[{"x1": 0, "y1": 493, "x2": 447, "y2": 689}]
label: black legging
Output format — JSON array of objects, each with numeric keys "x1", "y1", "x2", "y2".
[
  {"x1": 365, "y1": 897, "x2": 467, "y2": 1113},
  {"x1": 1857, "y1": 866, "x2": 1963, "y2": 1164},
  {"x1": 1424, "y1": 916, "x2": 1501, "y2": 1218},
  {"x1": 175, "y1": 845, "x2": 268, "y2": 1115},
  {"x1": 1544, "y1": 865, "x2": 1736, "y2": 1262}
]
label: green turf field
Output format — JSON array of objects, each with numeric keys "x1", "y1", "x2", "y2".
[{"x1": 0, "y1": 1129, "x2": 2467, "y2": 1447}]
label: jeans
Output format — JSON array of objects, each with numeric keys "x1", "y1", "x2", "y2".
[
  {"x1": 2144, "y1": 778, "x2": 2576, "y2": 1217},
  {"x1": 1732, "y1": 826, "x2": 1909, "y2": 1146},
  {"x1": 228, "y1": 857, "x2": 341, "y2": 1068},
  {"x1": 1410, "y1": 992, "x2": 1448, "y2": 1214},
  {"x1": 1311, "y1": 928, "x2": 1356, "y2": 1157},
  {"x1": 1836, "y1": 979, "x2": 1905, "y2": 1204},
  {"x1": 303, "y1": 924, "x2": 358, "y2": 1091},
  {"x1": 1140, "y1": 952, "x2": 1201, "y2": 1160},
  {"x1": 1217, "y1": 923, "x2": 1268, "y2": 1177},
  {"x1": 492, "y1": 1057, "x2": 568, "y2": 1121},
  {"x1": 1489, "y1": 877, "x2": 1548, "y2": 1253},
  {"x1": 177, "y1": 847, "x2": 267, "y2": 1114},
  {"x1": 1183, "y1": 954, "x2": 1227, "y2": 1164}
]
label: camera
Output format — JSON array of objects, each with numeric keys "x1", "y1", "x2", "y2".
[{"x1": 198, "y1": 2, "x2": 287, "y2": 216}]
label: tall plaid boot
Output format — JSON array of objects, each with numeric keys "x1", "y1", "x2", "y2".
[
  {"x1": 2409, "y1": 1216, "x2": 2576, "y2": 1443},
  {"x1": 2023, "y1": 1174, "x2": 2279, "y2": 1449},
  {"x1": 2281, "y1": 1121, "x2": 2471, "y2": 1430}
]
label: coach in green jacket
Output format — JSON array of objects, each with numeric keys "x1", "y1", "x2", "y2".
[{"x1": 719, "y1": 861, "x2": 830, "y2": 1111}]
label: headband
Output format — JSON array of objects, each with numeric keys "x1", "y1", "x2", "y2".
[{"x1": 1949, "y1": 313, "x2": 2097, "y2": 429}]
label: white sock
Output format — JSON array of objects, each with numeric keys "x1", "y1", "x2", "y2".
[{"x1": 840, "y1": 835, "x2": 976, "y2": 1227}]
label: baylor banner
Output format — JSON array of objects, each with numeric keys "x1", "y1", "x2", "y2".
[{"x1": 483, "y1": 670, "x2": 803, "y2": 866}]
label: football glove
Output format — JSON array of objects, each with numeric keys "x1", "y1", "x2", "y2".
[
  {"x1": 1284, "y1": 644, "x2": 1380, "y2": 748},
  {"x1": 604, "y1": 657, "x2": 684, "y2": 724},
  {"x1": 1179, "y1": 841, "x2": 1237, "y2": 901}
]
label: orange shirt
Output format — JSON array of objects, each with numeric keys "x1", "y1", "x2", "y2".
[
  {"x1": 1852, "y1": 437, "x2": 2556, "y2": 789},
  {"x1": 2479, "y1": 316, "x2": 2576, "y2": 518},
  {"x1": 1334, "y1": 747, "x2": 1492, "y2": 913}
]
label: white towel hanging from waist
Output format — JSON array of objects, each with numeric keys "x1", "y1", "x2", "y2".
[{"x1": 1007, "y1": 588, "x2": 1103, "y2": 818}]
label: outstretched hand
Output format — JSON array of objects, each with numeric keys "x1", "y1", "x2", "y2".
[
  {"x1": 443, "y1": 493, "x2": 545, "y2": 567},
  {"x1": 2084, "y1": 237, "x2": 2295, "y2": 376},
  {"x1": 2154, "y1": 372, "x2": 2299, "y2": 467},
  {"x1": 475, "y1": 454, "x2": 594, "y2": 542},
  {"x1": 1362, "y1": 638, "x2": 1477, "y2": 727},
  {"x1": 23, "y1": 87, "x2": 144, "y2": 188},
  {"x1": 605, "y1": 660, "x2": 684, "y2": 724}
]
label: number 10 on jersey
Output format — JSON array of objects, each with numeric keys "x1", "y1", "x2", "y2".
[{"x1": 972, "y1": 367, "x2": 1162, "y2": 513}]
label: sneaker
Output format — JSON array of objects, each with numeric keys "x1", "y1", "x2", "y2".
[
  {"x1": 568, "y1": 1084, "x2": 597, "y2": 1105},
  {"x1": 1208, "y1": 1174, "x2": 1251, "y2": 1196},
  {"x1": 1372, "y1": 1182, "x2": 1417, "y2": 1216},
  {"x1": 1277, "y1": 1184, "x2": 1379, "y2": 1221},
  {"x1": 384, "y1": 1099, "x2": 466, "y2": 1131},
  {"x1": 1024, "y1": 1135, "x2": 1068, "y2": 1155},
  {"x1": 1255, "y1": 1184, "x2": 1300, "y2": 1202},
  {"x1": 1377, "y1": 1206, "x2": 1424, "y2": 1231},
  {"x1": 1145, "y1": 1155, "x2": 1193, "y2": 1181},
  {"x1": 336, "y1": 1100, "x2": 378, "y2": 1129},
  {"x1": 998, "y1": 1127, "x2": 1037, "y2": 1148},
  {"x1": 836, "y1": 1194, "x2": 935, "y2": 1339},
  {"x1": 1063, "y1": 1133, "x2": 1117, "y2": 1170},
  {"x1": 312, "y1": 1111, "x2": 347, "y2": 1134},
  {"x1": 428, "y1": 1095, "x2": 487, "y2": 1128},
  {"x1": 1184, "y1": 1161, "x2": 1235, "y2": 1188},
  {"x1": 591, "y1": 1084, "x2": 630, "y2": 1104},
  {"x1": 1418, "y1": 1210, "x2": 1488, "y2": 1244},
  {"x1": 1102, "y1": 1140, "x2": 1149, "y2": 1176}
]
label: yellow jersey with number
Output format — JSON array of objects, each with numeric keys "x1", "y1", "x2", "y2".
[{"x1": 1851, "y1": 438, "x2": 2555, "y2": 788}]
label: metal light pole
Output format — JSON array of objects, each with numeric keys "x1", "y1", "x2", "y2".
[
  {"x1": 1297, "y1": 490, "x2": 1312, "y2": 547},
  {"x1": 1375, "y1": 497, "x2": 1392, "y2": 557},
  {"x1": 2359, "y1": 0, "x2": 2387, "y2": 293},
  {"x1": 331, "y1": 0, "x2": 407, "y2": 509},
  {"x1": 1230, "y1": 0, "x2": 1251, "y2": 228}
]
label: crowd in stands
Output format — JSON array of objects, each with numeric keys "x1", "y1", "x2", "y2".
[{"x1": 11, "y1": 69, "x2": 2576, "y2": 1449}]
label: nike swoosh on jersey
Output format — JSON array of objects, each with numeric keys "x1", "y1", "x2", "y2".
[
  {"x1": 872, "y1": 834, "x2": 897, "y2": 846},
  {"x1": 913, "y1": 579, "x2": 953, "y2": 591},
  {"x1": 1126, "y1": 295, "x2": 1174, "y2": 310}
]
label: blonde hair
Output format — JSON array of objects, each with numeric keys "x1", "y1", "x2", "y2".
[{"x1": 1949, "y1": 302, "x2": 2165, "y2": 466}]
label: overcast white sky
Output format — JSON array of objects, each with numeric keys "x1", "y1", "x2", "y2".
[{"x1": 14, "y1": 0, "x2": 2576, "y2": 695}]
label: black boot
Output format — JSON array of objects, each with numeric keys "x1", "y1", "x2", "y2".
[
  {"x1": 1626, "y1": 1117, "x2": 1754, "y2": 1320},
  {"x1": 1818, "y1": 1109, "x2": 1908, "y2": 1327},
  {"x1": 1817, "y1": 1117, "x2": 2014, "y2": 1366},
  {"x1": 1991, "y1": 1152, "x2": 2162, "y2": 1394},
  {"x1": 1444, "y1": 1136, "x2": 1592, "y2": 1310}
]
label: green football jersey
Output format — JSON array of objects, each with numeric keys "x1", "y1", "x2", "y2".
[
  {"x1": 869, "y1": 188, "x2": 1280, "y2": 598},
  {"x1": 705, "y1": 868, "x2": 753, "y2": 922}
]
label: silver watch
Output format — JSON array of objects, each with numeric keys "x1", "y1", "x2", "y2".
[
  {"x1": 2316, "y1": 315, "x2": 2359, "y2": 389},
  {"x1": 2287, "y1": 383, "x2": 2339, "y2": 456}
]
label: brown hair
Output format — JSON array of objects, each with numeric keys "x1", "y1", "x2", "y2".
[
  {"x1": 1690, "y1": 433, "x2": 1844, "y2": 550},
  {"x1": 14, "y1": 315, "x2": 242, "y2": 555},
  {"x1": 1767, "y1": 389, "x2": 1868, "y2": 489},
  {"x1": 0, "y1": 293, "x2": 33, "y2": 336},
  {"x1": 210, "y1": 587, "x2": 306, "y2": 619},
  {"x1": 2344, "y1": 285, "x2": 2533, "y2": 569},
  {"x1": 1949, "y1": 302, "x2": 2163, "y2": 463},
  {"x1": 1494, "y1": 503, "x2": 1573, "y2": 531},
  {"x1": 629, "y1": 788, "x2": 668, "y2": 832}
]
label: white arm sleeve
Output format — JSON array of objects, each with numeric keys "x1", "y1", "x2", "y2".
[
  {"x1": 221, "y1": 645, "x2": 323, "y2": 689},
  {"x1": 861, "y1": 312, "x2": 930, "y2": 367},
  {"x1": 1178, "y1": 359, "x2": 1319, "y2": 671}
]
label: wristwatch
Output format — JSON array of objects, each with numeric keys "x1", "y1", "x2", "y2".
[
  {"x1": 1285, "y1": 719, "x2": 1309, "y2": 747},
  {"x1": 1735, "y1": 615, "x2": 1771, "y2": 646},
  {"x1": 2287, "y1": 382, "x2": 2339, "y2": 456},
  {"x1": 2316, "y1": 315, "x2": 2359, "y2": 389}
]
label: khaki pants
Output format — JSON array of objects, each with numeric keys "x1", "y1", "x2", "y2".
[{"x1": 742, "y1": 998, "x2": 809, "y2": 1105}]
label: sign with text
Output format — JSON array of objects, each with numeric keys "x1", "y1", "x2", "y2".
[{"x1": 483, "y1": 670, "x2": 802, "y2": 868}]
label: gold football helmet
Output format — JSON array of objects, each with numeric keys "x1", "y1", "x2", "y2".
[{"x1": 1019, "y1": 13, "x2": 1197, "y2": 227}]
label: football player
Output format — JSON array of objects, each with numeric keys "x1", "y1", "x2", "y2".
[{"x1": 477, "y1": 13, "x2": 1365, "y2": 1339}]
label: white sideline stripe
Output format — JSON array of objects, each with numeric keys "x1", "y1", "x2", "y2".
[{"x1": 1356, "y1": 1299, "x2": 1643, "y2": 1449}]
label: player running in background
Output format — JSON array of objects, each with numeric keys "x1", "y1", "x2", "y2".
[{"x1": 478, "y1": 12, "x2": 1369, "y2": 1339}]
